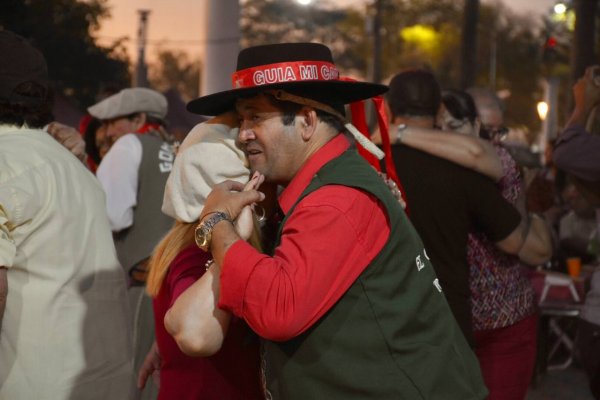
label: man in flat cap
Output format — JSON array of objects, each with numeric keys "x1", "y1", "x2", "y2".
[
  {"x1": 166, "y1": 42, "x2": 488, "y2": 399},
  {"x1": 88, "y1": 87, "x2": 175, "y2": 399},
  {"x1": 0, "y1": 29, "x2": 132, "y2": 399}
]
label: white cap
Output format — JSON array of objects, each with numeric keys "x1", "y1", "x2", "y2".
[{"x1": 162, "y1": 122, "x2": 250, "y2": 222}]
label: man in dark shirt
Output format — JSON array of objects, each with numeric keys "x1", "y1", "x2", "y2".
[{"x1": 387, "y1": 69, "x2": 529, "y2": 346}]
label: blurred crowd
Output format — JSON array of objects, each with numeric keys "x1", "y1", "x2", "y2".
[{"x1": 1, "y1": 28, "x2": 599, "y2": 400}]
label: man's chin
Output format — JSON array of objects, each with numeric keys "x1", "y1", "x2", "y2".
[
  {"x1": 250, "y1": 167, "x2": 276, "y2": 183},
  {"x1": 249, "y1": 162, "x2": 264, "y2": 174}
]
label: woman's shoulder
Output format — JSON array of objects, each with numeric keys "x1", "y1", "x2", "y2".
[{"x1": 168, "y1": 244, "x2": 211, "y2": 278}]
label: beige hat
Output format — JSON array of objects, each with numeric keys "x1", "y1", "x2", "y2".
[
  {"x1": 162, "y1": 122, "x2": 250, "y2": 222},
  {"x1": 88, "y1": 87, "x2": 168, "y2": 120}
]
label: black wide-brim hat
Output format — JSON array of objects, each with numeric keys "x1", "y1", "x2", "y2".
[{"x1": 187, "y1": 42, "x2": 388, "y2": 116}]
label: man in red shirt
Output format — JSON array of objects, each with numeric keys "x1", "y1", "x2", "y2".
[{"x1": 167, "y1": 43, "x2": 488, "y2": 399}]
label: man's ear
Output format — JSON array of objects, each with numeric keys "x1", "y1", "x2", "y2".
[
  {"x1": 299, "y1": 108, "x2": 318, "y2": 141},
  {"x1": 133, "y1": 113, "x2": 147, "y2": 131}
]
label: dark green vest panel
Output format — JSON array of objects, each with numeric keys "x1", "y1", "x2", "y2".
[
  {"x1": 114, "y1": 134, "x2": 174, "y2": 272},
  {"x1": 264, "y1": 149, "x2": 487, "y2": 400}
]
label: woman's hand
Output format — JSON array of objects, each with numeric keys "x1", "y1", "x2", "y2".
[
  {"x1": 137, "y1": 341, "x2": 160, "y2": 390},
  {"x1": 207, "y1": 111, "x2": 239, "y2": 129},
  {"x1": 234, "y1": 171, "x2": 265, "y2": 240}
]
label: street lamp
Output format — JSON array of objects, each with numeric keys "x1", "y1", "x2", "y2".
[
  {"x1": 551, "y1": 2, "x2": 571, "y2": 25},
  {"x1": 537, "y1": 101, "x2": 549, "y2": 121},
  {"x1": 553, "y1": 2, "x2": 567, "y2": 15}
]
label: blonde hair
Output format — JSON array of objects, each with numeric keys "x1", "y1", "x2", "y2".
[
  {"x1": 146, "y1": 221, "x2": 196, "y2": 297},
  {"x1": 146, "y1": 217, "x2": 263, "y2": 298}
]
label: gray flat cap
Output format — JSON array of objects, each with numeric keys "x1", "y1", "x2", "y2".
[{"x1": 88, "y1": 87, "x2": 168, "y2": 120}]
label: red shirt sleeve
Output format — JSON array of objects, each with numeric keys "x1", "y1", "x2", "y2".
[
  {"x1": 166, "y1": 246, "x2": 211, "y2": 307},
  {"x1": 218, "y1": 185, "x2": 390, "y2": 341}
]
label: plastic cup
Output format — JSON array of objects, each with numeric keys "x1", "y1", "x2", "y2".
[{"x1": 566, "y1": 257, "x2": 582, "y2": 277}]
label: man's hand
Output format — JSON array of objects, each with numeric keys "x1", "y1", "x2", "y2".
[
  {"x1": 199, "y1": 175, "x2": 265, "y2": 223},
  {"x1": 46, "y1": 122, "x2": 87, "y2": 163},
  {"x1": 569, "y1": 66, "x2": 600, "y2": 127},
  {"x1": 137, "y1": 341, "x2": 160, "y2": 390}
]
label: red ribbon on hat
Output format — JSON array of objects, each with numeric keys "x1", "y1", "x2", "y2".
[
  {"x1": 341, "y1": 77, "x2": 408, "y2": 212},
  {"x1": 231, "y1": 61, "x2": 340, "y2": 88}
]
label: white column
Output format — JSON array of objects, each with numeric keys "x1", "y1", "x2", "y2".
[
  {"x1": 537, "y1": 76, "x2": 560, "y2": 164},
  {"x1": 543, "y1": 76, "x2": 560, "y2": 141},
  {"x1": 201, "y1": 0, "x2": 240, "y2": 96}
]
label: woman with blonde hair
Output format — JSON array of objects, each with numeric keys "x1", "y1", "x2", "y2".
[{"x1": 138, "y1": 113, "x2": 264, "y2": 400}]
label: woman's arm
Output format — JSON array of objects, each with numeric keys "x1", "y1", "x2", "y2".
[
  {"x1": 399, "y1": 126, "x2": 503, "y2": 181},
  {"x1": 164, "y1": 261, "x2": 231, "y2": 357},
  {"x1": 163, "y1": 172, "x2": 261, "y2": 357},
  {"x1": 517, "y1": 213, "x2": 553, "y2": 266},
  {"x1": 513, "y1": 187, "x2": 553, "y2": 266}
]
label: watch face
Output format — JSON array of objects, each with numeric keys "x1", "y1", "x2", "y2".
[
  {"x1": 195, "y1": 225, "x2": 209, "y2": 250},
  {"x1": 194, "y1": 212, "x2": 229, "y2": 252}
]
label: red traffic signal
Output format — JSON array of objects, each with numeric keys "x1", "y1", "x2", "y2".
[{"x1": 545, "y1": 36, "x2": 557, "y2": 49}]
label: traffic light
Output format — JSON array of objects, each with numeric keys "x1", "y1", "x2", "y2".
[{"x1": 542, "y1": 35, "x2": 558, "y2": 63}]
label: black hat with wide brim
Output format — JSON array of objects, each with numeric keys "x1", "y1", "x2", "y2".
[{"x1": 186, "y1": 42, "x2": 388, "y2": 116}]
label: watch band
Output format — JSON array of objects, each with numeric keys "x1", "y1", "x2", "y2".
[
  {"x1": 396, "y1": 123, "x2": 408, "y2": 143},
  {"x1": 202, "y1": 211, "x2": 231, "y2": 231},
  {"x1": 195, "y1": 211, "x2": 232, "y2": 251}
]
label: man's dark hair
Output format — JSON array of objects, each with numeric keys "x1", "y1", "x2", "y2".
[
  {"x1": 387, "y1": 69, "x2": 441, "y2": 118},
  {"x1": 442, "y1": 89, "x2": 478, "y2": 124},
  {"x1": 146, "y1": 114, "x2": 167, "y2": 128},
  {"x1": 0, "y1": 81, "x2": 54, "y2": 128},
  {"x1": 265, "y1": 93, "x2": 345, "y2": 133},
  {"x1": 105, "y1": 112, "x2": 167, "y2": 129},
  {"x1": 84, "y1": 117, "x2": 103, "y2": 165}
]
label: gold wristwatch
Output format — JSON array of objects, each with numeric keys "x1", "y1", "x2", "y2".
[{"x1": 194, "y1": 211, "x2": 232, "y2": 252}]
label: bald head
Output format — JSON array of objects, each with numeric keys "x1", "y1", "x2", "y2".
[{"x1": 467, "y1": 87, "x2": 505, "y2": 138}]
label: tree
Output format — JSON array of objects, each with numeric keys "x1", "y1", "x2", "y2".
[
  {"x1": 376, "y1": 0, "x2": 545, "y2": 134},
  {"x1": 240, "y1": 0, "x2": 367, "y2": 73},
  {"x1": 460, "y1": 0, "x2": 479, "y2": 89},
  {"x1": 149, "y1": 47, "x2": 201, "y2": 101},
  {"x1": 239, "y1": 0, "x2": 550, "y2": 137},
  {"x1": 571, "y1": 0, "x2": 599, "y2": 89},
  {"x1": 0, "y1": 0, "x2": 130, "y2": 107},
  {"x1": 475, "y1": 2, "x2": 545, "y2": 136}
]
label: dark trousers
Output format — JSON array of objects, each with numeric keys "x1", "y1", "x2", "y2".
[{"x1": 576, "y1": 318, "x2": 600, "y2": 400}]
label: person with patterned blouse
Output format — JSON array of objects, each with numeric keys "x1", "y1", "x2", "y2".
[{"x1": 397, "y1": 88, "x2": 553, "y2": 400}]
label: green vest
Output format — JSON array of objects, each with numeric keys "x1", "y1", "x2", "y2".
[
  {"x1": 263, "y1": 149, "x2": 487, "y2": 400},
  {"x1": 114, "y1": 133, "x2": 174, "y2": 272}
]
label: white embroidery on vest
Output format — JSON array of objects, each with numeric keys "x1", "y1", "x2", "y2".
[
  {"x1": 416, "y1": 254, "x2": 425, "y2": 271},
  {"x1": 159, "y1": 143, "x2": 174, "y2": 173}
]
